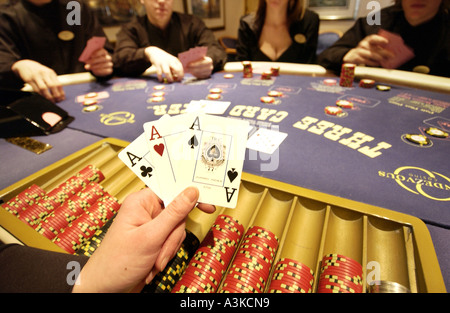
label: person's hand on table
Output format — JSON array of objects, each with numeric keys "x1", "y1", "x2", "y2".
[
  {"x1": 11, "y1": 59, "x2": 65, "y2": 103},
  {"x1": 84, "y1": 48, "x2": 114, "y2": 77},
  {"x1": 72, "y1": 186, "x2": 215, "y2": 293},
  {"x1": 145, "y1": 46, "x2": 184, "y2": 83},
  {"x1": 343, "y1": 34, "x2": 395, "y2": 67},
  {"x1": 186, "y1": 56, "x2": 214, "y2": 80}
]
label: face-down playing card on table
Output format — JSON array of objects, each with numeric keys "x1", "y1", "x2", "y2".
[{"x1": 143, "y1": 113, "x2": 249, "y2": 208}]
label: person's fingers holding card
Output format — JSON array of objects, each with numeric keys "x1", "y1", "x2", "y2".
[
  {"x1": 79, "y1": 36, "x2": 106, "y2": 63},
  {"x1": 84, "y1": 48, "x2": 113, "y2": 77},
  {"x1": 187, "y1": 56, "x2": 214, "y2": 79}
]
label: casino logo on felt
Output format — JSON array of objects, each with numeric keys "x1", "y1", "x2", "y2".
[
  {"x1": 379, "y1": 166, "x2": 450, "y2": 201},
  {"x1": 100, "y1": 111, "x2": 136, "y2": 126}
]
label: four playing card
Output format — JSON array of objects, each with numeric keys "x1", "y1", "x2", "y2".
[{"x1": 120, "y1": 113, "x2": 249, "y2": 208}]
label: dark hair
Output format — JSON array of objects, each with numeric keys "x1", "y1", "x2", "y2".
[{"x1": 253, "y1": 0, "x2": 306, "y2": 36}]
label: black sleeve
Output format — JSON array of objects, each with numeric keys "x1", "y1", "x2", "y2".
[
  {"x1": 0, "y1": 8, "x2": 27, "y2": 89},
  {"x1": 301, "y1": 9, "x2": 320, "y2": 64},
  {"x1": 235, "y1": 15, "x2": 257, "y2": 62},
  {"x1": 0, "y1": 243, "x2": 89, "y2": 293},
  {"x1": 112, "y1": 18, "x2": 151, "y2": 77}
]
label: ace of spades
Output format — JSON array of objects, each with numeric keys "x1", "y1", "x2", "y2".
[{"x1": 176, "y1": 114, "x2": 249, "y2": 208}]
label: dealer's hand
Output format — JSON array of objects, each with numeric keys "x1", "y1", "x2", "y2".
[
  {"x1": 11, "y1": 59, "x2": 65, "y2": 103},
  {"x1": 186, "y1": 56, "x2": 214, "y2": 79}
]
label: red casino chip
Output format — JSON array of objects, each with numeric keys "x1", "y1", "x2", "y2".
[
  {"x1": 267, "y1": 90, "x2": 283, "y2": 97},
  {"x1": 317, "y1": 254, "x2": 363, "y2": 293},
  {"x1": 207, "y1": 93, "x2": 221, "y2": 100},
  {"x1": 261, "y1": 71, "x2": 272, "y2": 80},
  {"x1": 149, "y1": 96, "x2": 165, "y2": 102},
  {"x1": 225, "y1": 269, "x2": 265, "y2": 293},
  {"x1": 269, "y1": 279, "x2": 308, "y2": 293},
  {"x1": 272, "y1": 265, "x2": 314, "y2": 282},
  {"x1": 323, "y1": 79, "x2": 337, "y2": 86},
  {"x1": 321, "y1": 254, "x2": 362, "y2": 271},
  {"x1": 152, "y1": 91, "x2": 165, "y2": 97},
  {"x1": 270, "y1": 272, "x2": 312, "y2": 292},
  {"x1": 320, "y1": 274, "x2": 362, "y2": 292},
  {"x1": 359, "y1": 79, "x2": 375, "y2": 88},
  {"x1": 260, "y1": 96, "x2": 275, "y2": 104},
  {"x1": 153, "y1": 85, "x2": 165, "y2": 90},
  {"x1": 336, "y1": 99, "x2": 354, "y2": 109},
  {"x1": 324, "y1": 106, "x2": 344, "y2": 116},
  {"x1": 5, "y1": 184, "x2": 46, "y2": 215},
  {"x1": 275, "y1": 258, "x2": 314, "y2": 275},
  {"x1": 320, "y1": 258, "x2": 362, "y2": 275},
  {"x1": 270, "y1": 67, "x2": 280, "y2": 77},
  {"x1": 209, "y1": 88, "x2": 223, "y2": 94}
]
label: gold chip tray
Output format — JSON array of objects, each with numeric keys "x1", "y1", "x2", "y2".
[{"x1": 0, "y1": 138, "x2": 446, "y2": 293}]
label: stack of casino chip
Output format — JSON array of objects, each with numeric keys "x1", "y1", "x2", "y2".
[
  {"x1": 75, "y1": 214, "x2": 116, "y2": 257},
  {"x1": 142, "y1": 230, "x2": 200, "y2": 293},
  {"x1": 261, "y1": 71, "x2": 272, "y2": 80},
  {"x1": 317, "y1": 253, "x2": 363, "y2": 293},
  {"x1": 172, "y1": 214, "x2": 244, "y2": 293},
  {"x1": 35, "y1": 182, "x2": 105, "y2": 240},
  {"x1": 219, "y1": 225, "x2": 278, "y2": 293},
  {"x1": 271, "y1": 66, "x2": 280, "y2": 77},
  {"x1": 17, "y1": 165, "x2": 104, "y2": 228},
  {"x1": 268, "y1": 258, "x2": 315, "y2": 293},
  {"x1": 242, "y1": 61, "x2": 253, "y2": 78},
  {"x1": 52, "y1": 194, "x2": 120, "y2": 254},
  {"x1": 339, "y1": 63, "x2": 355, "y2": 87},
  {"x1": 1, "y1": 184, "x2": 46, "y2": 216}
]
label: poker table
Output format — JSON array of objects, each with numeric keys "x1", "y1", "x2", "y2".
[{"x1": 1, "y1": 62, "x2": 449, "y2": 293}]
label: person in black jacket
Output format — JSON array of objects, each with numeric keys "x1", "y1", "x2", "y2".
[
  {"x1": 0, "y1": 187, "x2": 215, "y2": 293},
  {"x1": 236, "y1": 0, "x2": 319, "y2": 64},
  {"x1": 113, "y1": 0, "x2": 227, "y2": 83},
  {"x1": 318, "y1": 0, "x2": 450, "y2": 77},
  {"x1": 0, "y1": 0, "x2": 114, "y2": 103}
]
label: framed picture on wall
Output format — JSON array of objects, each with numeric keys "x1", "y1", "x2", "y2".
[
  {"x1": 184, "y1": 0, "x2": 225, "y2": 30},
  {"x1": 307, "y1": 0, "x2": 360, "y2": 20}
]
